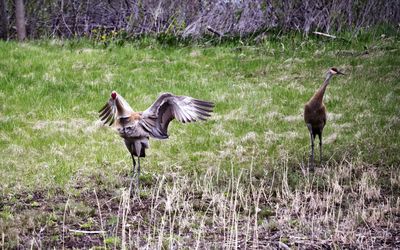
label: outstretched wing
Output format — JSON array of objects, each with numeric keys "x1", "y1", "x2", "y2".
[
  {"x1": 98, "y1": 98, "x2": 116, "y2": 126},
  {"x1": 140, "y1": 93, "x2": 214, "y2": 139}
]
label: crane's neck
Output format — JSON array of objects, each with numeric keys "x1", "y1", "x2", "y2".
[
  {"x1": 311, "y1": 73, "x2": 333, "y2": 105},
  {"x1": 115, "y1": 95, "x2": 134, "y2": 118}
]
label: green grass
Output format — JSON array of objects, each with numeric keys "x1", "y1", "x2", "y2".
[
  {"x1": 1, "y1": 36, "x2": 398, "y2": 190},
  {"x1": 0, "y1": 33, "x2": 399, "y2": 248}
]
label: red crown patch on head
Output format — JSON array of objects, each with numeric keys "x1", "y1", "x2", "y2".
[{"x1": 111, "y1": 91, "x2": 117, "y2": 99}]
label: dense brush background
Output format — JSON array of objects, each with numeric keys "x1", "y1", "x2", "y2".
[{"x1": 2, "y1": 0, "x2": 400, "y2": 39}]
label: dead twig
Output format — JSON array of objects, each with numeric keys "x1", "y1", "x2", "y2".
[
  {"x1": 277, "y1": 241, "x2": 291, "y2": 250},
  {"x1": 94, "y1": 189, "x2": 107, "y2": 249},
  {"x1": 207, "y1": 25, "x2": 223, "y2": 37},
  {"x1": 69, "y1": 229, "x2": 107, "y2": 234},
  {"x1": 313, "y1": 31, "x2": 337, "y2": 39},
  {"x1": 313, "y1": 31, "x2": 350, "y2": 43}
]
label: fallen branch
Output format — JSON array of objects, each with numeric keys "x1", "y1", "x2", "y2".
[
  {"x1": 207, "y1": 25, "x2": 223, "y2": 37},
  {"x1": 313, "y1": 31, "x2": 337, "y2": 39},
  {"x1": 69, "y1": 229, "x2": 106, "y2": 234},
  {"x1": 313, "y1": 31, "x2": 351, "y2": 43},
  {"x1": 277, "y1": 241, "x2": 291, "y2": 250}
]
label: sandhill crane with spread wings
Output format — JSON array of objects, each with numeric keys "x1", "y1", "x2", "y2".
[
  {"x1": 99, "y1": 91, "x2": 214, "y2": 193},
  {"x1": 304, "y1": 67, "x2": 345, "y2": 170}
]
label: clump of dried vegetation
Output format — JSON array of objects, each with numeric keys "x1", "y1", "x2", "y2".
[{"x1": 1, "y1": 159, "x2": 398, "y2": 248}]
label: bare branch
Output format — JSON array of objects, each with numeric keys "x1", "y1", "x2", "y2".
[{"x1": 313, "y1": 31, "x2": 337, "y2": 39}]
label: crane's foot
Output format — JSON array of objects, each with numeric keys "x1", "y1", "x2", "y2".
[
  {"x1": 135, "y1": 175, "x2": 140, "y2": 196},
  {"x1": 128, "y1": 173, "x2": 143, "y2": 206},
  {"x1": 308, "y1": 156, "x2": 315, "y2": 172},
  {"x1": 129, "y1": 176, "x2": 136, "y2": 198},
  {"x1": 128, "y1": 173, "x2": 141, "y2": 200},
  {"x1": 128, "y1": 174, "x2": 139, "y2": 199},
  {"x1": 129, "y1": 153, "x2": 137, "y2": 199},
  {"x1": 319, "y1": 151, "x2": 323, "y2": 166},
  {"x1": 136, "y1": 158, "x2": 141, "y2": 194}
]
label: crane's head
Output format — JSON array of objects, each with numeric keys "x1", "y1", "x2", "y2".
[
  {"x1": 111, "y1": 91, "x2": 117, "y2": 99},
  {"x1": 329, "y1": 67, "x2": 345, "y2": 75}
]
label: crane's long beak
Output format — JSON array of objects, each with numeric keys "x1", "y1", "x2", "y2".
[{"x1": 337, "y1": 71, "x2": 345, "y2": 75}]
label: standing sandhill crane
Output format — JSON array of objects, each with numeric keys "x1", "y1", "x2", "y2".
[
  {"x1": 99, "y1": 91, "x2": 214, "y2": 193},
  {"x1": 304, "y1": 68, "x2": 345, "y2": 170}
]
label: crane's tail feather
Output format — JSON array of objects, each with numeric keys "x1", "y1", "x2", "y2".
[
  {"x1": 108, "y1": 115, "x2": 115, "y2": 126},
  {"x1": 99, "y1": 103, "x2": 109, "y2": 113},
  {"x1": 193, "y1": 100, "x2": 214, "y2": 113},
  {"x1": 192, "y1": 99, "x2": 214, "y2": 121},
  {"x1": 99, "y1": 106, "x2": 111, "y2": 119},
  {"x1": 193, "y1": 99, "x2": 215, "y2": 108},
  {"x1": 99, "y1": 102, "x2": 116, "y2": 126},
  {"x1": 194, "y1": 107, "x2": 213, "y2": 115},
  {"x1": 104, "y1": 113, "x2": 113, "y2": 125}
]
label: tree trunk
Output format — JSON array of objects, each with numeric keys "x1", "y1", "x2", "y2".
[
  {"x1": 15, "y1": 0, "x2": 26, "y2": 41},
  {"x1": 0, "y1": 0, "x2": 8, "y2": 40}
]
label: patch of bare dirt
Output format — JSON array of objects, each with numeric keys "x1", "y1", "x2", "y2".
[{"x1": 1, "y1": 166, "x2": 399, "y2": 249}]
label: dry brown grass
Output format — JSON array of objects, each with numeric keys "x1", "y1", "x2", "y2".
[{"x1": 1, "y1": 157, "x2": 398, "y2": 249}]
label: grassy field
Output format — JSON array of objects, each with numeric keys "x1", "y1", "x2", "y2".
[{"x1": 0, "y1": 32, "x2": 399, "y2": 248}]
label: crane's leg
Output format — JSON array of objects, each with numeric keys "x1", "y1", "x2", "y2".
[
  {"x1": 137, "y1": 157, "x2": 141, "y2": 190},
  {"x1": 318, "y1": 133, "x2": 322, "y2": 165},
  {"x1": 306, "y1": 124, "x2": 315, "y2": 171},
  {"x1": 129, "y1": 152, "x2": 136, "y2": 198}
]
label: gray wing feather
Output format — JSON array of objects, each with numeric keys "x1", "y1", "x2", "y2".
[
  {"x1": 99, "y1": 98, "x2": 116, "y2": 126},
  {"x1": 140, "y1": 93, "x2": 214, "y2": 139}
]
